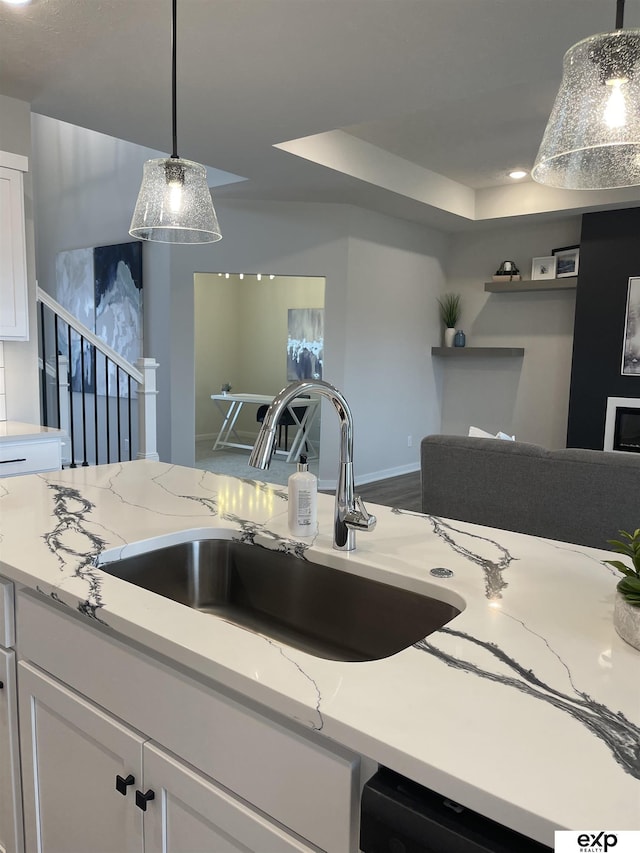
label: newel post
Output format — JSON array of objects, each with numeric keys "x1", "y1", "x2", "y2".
[
  {"x1": 135, "y1": 357, "x2": 159, "y2": 461},
  {"x1": 56, "y1": 355, "x2": 72, "y2": 466}
]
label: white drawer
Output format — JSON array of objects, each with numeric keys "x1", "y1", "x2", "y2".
[
  {"x1": 0, "y1": 577, "x2": 14, "y2": 648},
  {"x1": 0, "y1": 438, "x2": 61, "y2": 477}
]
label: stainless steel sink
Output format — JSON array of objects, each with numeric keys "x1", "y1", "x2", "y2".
[{"x1": 99, "y1": 539, "x2": 461, "y2": 662}]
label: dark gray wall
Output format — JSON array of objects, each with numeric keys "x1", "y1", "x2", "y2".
[{"x1": 567, "y1": 208, "x2": 640, "y2": 449}]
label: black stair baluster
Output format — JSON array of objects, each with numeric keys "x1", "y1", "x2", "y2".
[
  {"x1": 116, "y1": 365, "x2": 122, "y2": 462},
  {"x1": 127, "y1": 375, "x2": 132, "y2": 461},
  {"x1": 39, "y1": 301, "x2": 48, "y2": 426},
  {"x1": 105, "y1": 355, "x2": 111, "y2": 464},
  {"x1": 80, "y1": 335, "x2": 88, "y2": 466},
  {"x1": 67, "y1": 324, "x2": 77, "y2": 468},
  {"x1": 92, "y1": 342, "x2": 98, "y2": 465},
  {"x1": 54, "y1": 314, "x2": 61, "y2": 430}
]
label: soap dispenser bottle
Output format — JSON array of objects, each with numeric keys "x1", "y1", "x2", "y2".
[{"x1": 288, "y1": 454, "x2": 317, "y2": 537}]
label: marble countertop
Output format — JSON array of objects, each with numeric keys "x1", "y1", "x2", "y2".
[
  {"x1": 0, "y1": 420, "x2": 66, "y2": 440},
  {"x1": 0, "y1": 460, "x2": 638, "y2": 845}
]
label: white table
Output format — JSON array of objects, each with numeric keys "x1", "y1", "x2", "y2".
[{"x1": 210, "y1": 393, "x2": 319, "y2": 463}]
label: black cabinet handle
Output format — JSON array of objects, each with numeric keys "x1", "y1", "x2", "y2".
[
  {"x1": 115, "y1": 774, "x2": 135, "y2": 795},
  {"x1": 0, "y1": 681, "x2": 3, "y2": 689},
  {"x1": 0, "y1": 458, "x2": 27, "y2": 465},
  {"x1": 135, "y1": 789, "x2": 155, "y2": 811}
]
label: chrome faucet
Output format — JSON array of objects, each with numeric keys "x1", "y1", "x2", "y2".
[{"x1": 249, "y1": 379, "x2": 377, "y2": 551}]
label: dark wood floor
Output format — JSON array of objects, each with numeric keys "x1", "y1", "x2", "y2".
[{"x1": 322, "y1": 471, "x2": 422, "y2": 512}]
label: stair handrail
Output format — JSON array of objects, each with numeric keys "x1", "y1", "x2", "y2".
[{"x1": 36, "y1": 285, "x2": 143, "y2": 385}]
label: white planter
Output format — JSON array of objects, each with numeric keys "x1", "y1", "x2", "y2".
[
  {"x1": 444, "y1": 327, "x2": 456, "y2": 348},
  {"x1": 614, "y1": 591, "x2": 640, "y2": 651}
]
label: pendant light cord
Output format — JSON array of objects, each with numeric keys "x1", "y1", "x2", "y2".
[
  {"x1": 171, "y1": 0, "x2": 178, "y2": 159},
  {"x1": 616, "y1": 0, "x2": 625, "y2": 29}
]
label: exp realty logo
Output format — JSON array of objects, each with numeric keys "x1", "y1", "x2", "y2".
[
  {"x1": 555, "y1": 831, "x2": 640, "y2": 852},
  {"x1": 576, "y1": 833, "x2": 619, "y2": 851}
]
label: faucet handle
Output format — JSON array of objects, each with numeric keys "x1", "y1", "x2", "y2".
[{"x1": 345, "y1": 495, "x2": 377, "y2": 532}]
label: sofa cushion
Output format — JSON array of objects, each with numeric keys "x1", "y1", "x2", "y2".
[{"x1": 420, "y1": 434, "x2": 640, "y2": 549}]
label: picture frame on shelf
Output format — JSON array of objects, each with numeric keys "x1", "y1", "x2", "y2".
[
  {"x1": 552, "y1": 244, "x2": 580, "y2": 278},
  {"x1": 531, "y1": 256, "x2": 557, "y2": 280}
]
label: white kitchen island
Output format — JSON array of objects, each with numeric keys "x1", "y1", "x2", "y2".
[{"x1": 0, "y1": 461, "x2": 638, "y2": 851}]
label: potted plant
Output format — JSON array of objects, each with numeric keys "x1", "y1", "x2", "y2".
[
  {"x1": 220, "y1": 382, "x2": 232, "y2": 395},
  {"x1": 437, "y1": 293, "x2": 461, "y2": 348},
  {"x1": 605, "y1": 528, "x2": 640, "y2": 651}
]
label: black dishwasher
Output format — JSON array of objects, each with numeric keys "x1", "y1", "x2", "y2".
[{"x1": 360, "y1": 768, "x2": 553, "y2": 853}]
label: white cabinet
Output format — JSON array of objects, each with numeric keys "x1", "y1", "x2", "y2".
[
  {"x1": 0, "y1": 435, "x2": 62, "y2": 477},
  {"x1": 17, "y1": 592, "x2": 360, "y2": 851},
  {"x1": 143, "y1": 743, "x2": 315, "y2": 853},
  {"x1": 0, "y1": 156, "x2": 29, "y2": 342},
  {"x1": 0, "y1": 575, "x2": 23, "y2": 853},
  {"x1": 0, "y1": 649, "x2": 23, "y2": 853},
  {"x1": 19, "y1": 662, "x2": 316, "y2": 853},
  {"x1": 18, "y1": 663, "x2": 144, "y2": 853}
]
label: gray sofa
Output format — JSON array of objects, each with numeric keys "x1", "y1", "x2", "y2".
[{"x1": 420, "y1": 434, "x2": 640, "y2": 549}]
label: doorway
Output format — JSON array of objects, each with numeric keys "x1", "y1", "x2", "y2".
[{"x1": 194, "y1": 273, "x2": 325, "y2": 484}]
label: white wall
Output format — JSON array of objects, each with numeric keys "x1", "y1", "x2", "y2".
[
  {"x1": 442, "y1": 218, "x2": 581, "y2": 448},
  {"x1": 0, "y1": 95, "x2": 39, "y2": 423},
  {"x1": 343, "y1": 207, "x2": 448, "y2": 480}
]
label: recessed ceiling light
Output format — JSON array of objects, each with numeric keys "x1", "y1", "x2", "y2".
[
  {"x1": 508, "y1": 169, "x2": 528, "y2": 180},
  {"x1": 2, "y1": 0, "x2": 33, "y2": 5}
]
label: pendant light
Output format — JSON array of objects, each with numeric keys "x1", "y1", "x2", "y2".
[
  {"x1": 129, "y1": 0, "x2": 222, "y2": 243},
  {"x1": 532, "y1": 0, "x2": 640, "y2": 189}
]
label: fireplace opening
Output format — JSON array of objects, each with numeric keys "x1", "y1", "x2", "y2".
[{"x1": 614, "y1": 407, "x2": 640, "y2": 453}]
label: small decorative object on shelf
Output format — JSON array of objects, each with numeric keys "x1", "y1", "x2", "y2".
[
  {"x1": 221, "y1": 382, "x2": 232, "y2": 395},
  {"x1": 454, "y1": 330, "x2": 466, "y2": 347},
  {"x1": 492, "y1": 260, "x2": 521, "y2": 282},
  {"x1": 437, "y1": 293, "x2": 461, "y2": 348},
  {"x1": 605, "y1": 527, "x2": 640, "y2": 651}
]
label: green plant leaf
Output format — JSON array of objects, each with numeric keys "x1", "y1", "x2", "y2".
[
  {"x1": 618, "y1": 575, "x2": 640, "y2": 599},
  {"x1": 605, "y1": 559, "x2": 635, "y2": 577},
  {"x1": 607, "y1": 538, "x2": 634, "y2": 552}
]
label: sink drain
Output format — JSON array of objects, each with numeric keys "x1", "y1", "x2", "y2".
[{"x1": 430, "y1": 567, "x2": 454, "y2": 578}]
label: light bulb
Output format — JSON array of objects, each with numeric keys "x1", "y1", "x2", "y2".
[
  {"x1": 604, "y1": 78, "x2": 628, "y2": 128},
  {"x1": 168, "y1": 182, "x2": 183, "y2": 212},
  {"x1": 257, "y1": 274, "x2": 262, "y2": 281},
  {"x1": 239, "y1": 273, "x2": 244, "y2": 279}
]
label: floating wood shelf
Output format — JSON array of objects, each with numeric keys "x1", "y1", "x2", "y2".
[
  {"x1": 484, "y1": 277, "x2": 577, "y2": 293},
  {"x1": 431, "y1": 347, "x2": 525, "y2": 357}
]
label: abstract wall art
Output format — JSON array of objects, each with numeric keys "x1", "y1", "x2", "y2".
[
  {"x1": 287, "y1": 308, "x2": 323, "y2": 381},
  {"x1": 622, "y1": 276, "x2": 640, "y2": 375},
  {"x1": 55, "y1": 242, "x2": 143, "y2": 395}
]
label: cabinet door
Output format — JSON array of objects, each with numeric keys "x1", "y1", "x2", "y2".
[
  {"x1": 18, "y1": 662, "x2": 145, "y2": 853},
  {"x1": 0, "y1": 166, "x2": 28, "y2": 342},
  {"x1": 0, "y1": 649, "x2": 23, "y2": 853},
  {"x1": 143, "y1": 742, "x2": 317, "y2": 853}
]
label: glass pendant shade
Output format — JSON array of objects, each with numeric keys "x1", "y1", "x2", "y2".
[
  {"x1": 129, "y1": 157, "x2": 222, "y2": 243},
  {"x1": 532, "y1": 29, "x2": 640, "y2": 189}
]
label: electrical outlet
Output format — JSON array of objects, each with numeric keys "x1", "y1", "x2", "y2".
[{"x1": 407, "y1": 435, "x2": 413, "y2": 447}]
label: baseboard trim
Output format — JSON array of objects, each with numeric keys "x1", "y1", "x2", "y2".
[{"x1": 318, "y1": 462, "x2": 420, "y2": 492}]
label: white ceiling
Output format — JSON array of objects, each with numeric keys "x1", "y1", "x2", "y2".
[{"x1": 2, "y1": 0, "x2": 640, "y2": 231}]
